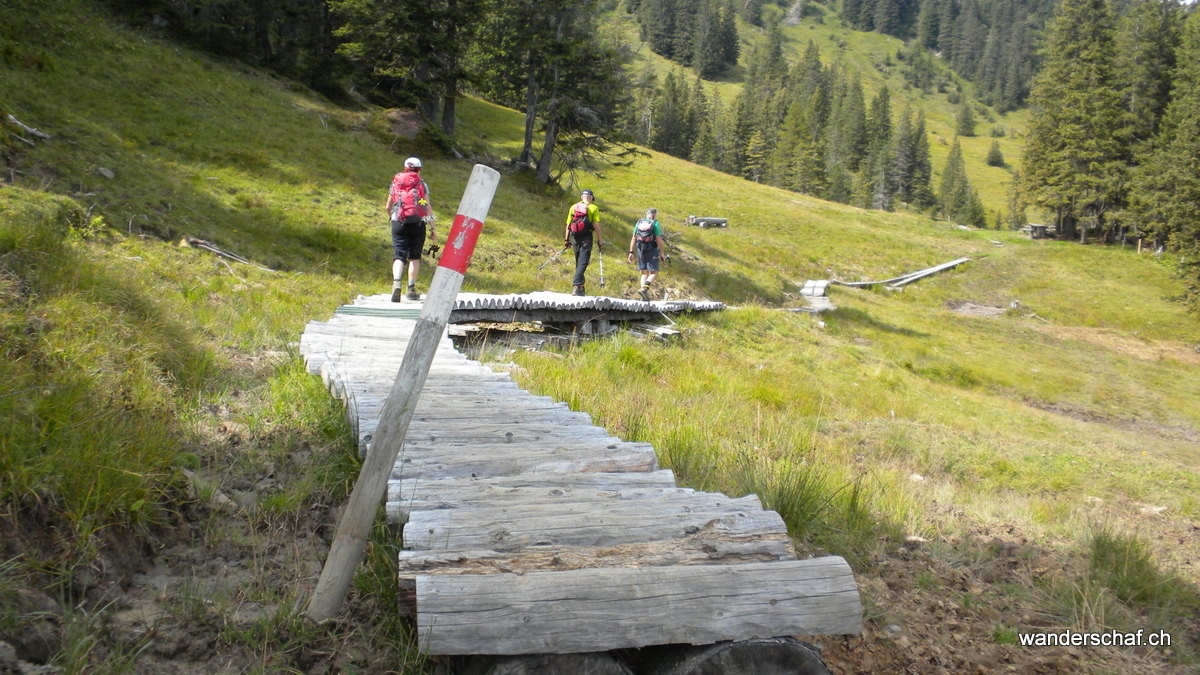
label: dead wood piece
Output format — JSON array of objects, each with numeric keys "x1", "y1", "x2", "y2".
[
  {"x1": 179, "y1": 236, "x2": 276, "y2": 272},
  {"x1": 5, "y1": 114, "x2": 52, "y2": 140}
]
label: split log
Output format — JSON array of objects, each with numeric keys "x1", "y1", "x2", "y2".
[
  {"x1": 415, "y1": 558, "x2": 861, "y2": 654},
  {"x1": 402, "y1": 506, "x2": 785, "y2": 552}
]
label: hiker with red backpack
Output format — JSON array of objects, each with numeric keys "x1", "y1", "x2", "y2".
[
  {"x1": 386, "y1": 157, "x2": 438, "y2": 302},
  {"x1": 564, "y1": 189, "x2": 604, "y2": 296},
  {"x1": 627, "y1": 207, "x2": 666, "y2": 301}
]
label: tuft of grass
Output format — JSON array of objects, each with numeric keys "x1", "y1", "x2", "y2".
[
  {"x1": 1041, "y1": 525, "x2": 1200, "y2": 665},
  {"x1": 1087, "y1": 527, "x2": 1200, "y2": 627}
]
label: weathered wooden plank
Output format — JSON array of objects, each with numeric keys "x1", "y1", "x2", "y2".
[
  {"x1": 370, "y1": 425, "x2": 626, "y2": 448},
  {"x1": 403, "y1": 508, "x2": 785, "y2": 552},
  {"x1": 398, "y1": 421, "x2": 617, "y2": 443},
  {"x1": 398, "y1": 492, "x2": 763, "y2": 523},
  {"x1": 390, "y1": 443, "x2": 658, "y2": 480},
  {"x1": 416, "y1": 558, "x2": 862, "y2": 654},
  {"x1": 395, "y1": 536, "x2": 798, "y2": 616},
  {"x1": 387, "y1": 484, "x2": 702, "y2": 519},
  {"x1": 397, "y1": 528, "x2": 795, "y2": 576},
  {"x1": 369, "y1": 400, "x2": 583, "y2": 419},
  {"x1": 389, "y1": 470, "x2": 678, "y2": 503}
]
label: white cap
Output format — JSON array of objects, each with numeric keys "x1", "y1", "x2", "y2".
[{"x1": 404, "y1": 157, "x2": 422, "y2": 169}]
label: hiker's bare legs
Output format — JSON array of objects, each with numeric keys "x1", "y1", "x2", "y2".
[{"x1": 408, "y1": 259, "x2": 420, "y2": 285}]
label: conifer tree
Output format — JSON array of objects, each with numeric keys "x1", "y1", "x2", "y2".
[
  {"x1": 1021, "y1": 0, "x2": 1127, "y2": 242},
  {"x1": 908, "y1": 111, "x2": 936, "y2": 208},
  {"x1": 650, "y1": 71, "x2": 694, "y2": 157},
  {"x1": 769, "y1": 99, "x2": 827, "y2": 196},
  {"x1": 915, "y1": 0, "x2": 941, "y2": 50},
  {"x1": 824, "y1": 71, "x2": 868, "y2": 178},
  {"x1": 1117, "y1": 0, "x2": 1182, "y2": 148},
  {"x1": 1006, "y1": 170, "x2": 1028, "y2": 230},
  {"x1": 986, "y1": 140, "x2": 1004, "y2": 167},
  {"x1": 1130, "y1": 9, "x2": 1200, "y2": 308},
  {"x1": 864, "y1": 86, "x2": 893, "y2": 166},
  {"x1": 938, "y1": 137, "x2": 971, "y2": 221},
  {"x1": 743, "y1": 130, "x2": 770, "y2": 183},
  {"x1": 717, "y1": 5, "x2": 740, "y2": 69},
  {"x1": 692, "y1": 0, "x2": 724, "y2": 78},
  {"x1": 691, "y1": 85, "x2": 721, "y2": 168},
  {"x1": 955, "y1": 103, "x2": 976, "y2": 137}
]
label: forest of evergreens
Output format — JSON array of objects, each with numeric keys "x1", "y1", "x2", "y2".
[{"x1": 33, "y1": 0, "x2": 1197, "y2": 310}]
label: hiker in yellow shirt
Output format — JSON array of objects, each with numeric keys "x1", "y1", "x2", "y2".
[{"x1": 563, "y1": 189, "x2": 603, "y2": 296}]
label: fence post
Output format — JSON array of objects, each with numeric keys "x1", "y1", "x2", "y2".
[{"x1": 308, "y1": 164, "x2": 501, "y2": 623}]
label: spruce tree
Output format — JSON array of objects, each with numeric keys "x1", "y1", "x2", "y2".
[
  {"x1": 986, "y1": 140, "x2": 1004, "y2": 167},
  {"x1": 1117, "y1": 0, "x2": 1182, "y2": 148},
  {"x1": 650, "y1": 71, "x2": 694, "y2": 158},
  {"x1": 938, "y1": 137, "x2": 972, "y2": 222},
  {"x1": 908, "y1": 111, "x2": 936, "y2": 209},
  {"x1": 717, "y1": 5, "x2": 740, "y2": 70},
  {"x1": 1130, "y1": 9, "x2": 1200, "y2": 309},
  {"x1": 1021, "y1": 0, "x2": 1127, "y2": 243},
  {"x1": 955, "y1": 103, "x2": 976, "y2": 137}
]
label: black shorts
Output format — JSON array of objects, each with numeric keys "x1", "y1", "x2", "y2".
[{"x1": 391, "y1": 217, "x2": 426, "y2": 261}]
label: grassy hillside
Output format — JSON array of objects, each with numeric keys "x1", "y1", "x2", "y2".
[
  {"x1": 2, "y1": 0, "x2": 1199, "y2": 671},
  {"x1": 614, "y1": 0, "x2": 1027, "y2": 219}
]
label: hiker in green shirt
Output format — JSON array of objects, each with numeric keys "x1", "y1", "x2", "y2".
[{"x1": 627, "y1": 208, "x2": 666, "y2": 301}]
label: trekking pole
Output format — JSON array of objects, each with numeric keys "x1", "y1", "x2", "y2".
[
  {"x1": 598, "y1": 245, "x2": 606, "y2": 287},
  {"x1": 538, "y1": 243, "x2": 570, "y2": 271}
]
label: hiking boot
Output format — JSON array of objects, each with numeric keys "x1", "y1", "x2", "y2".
[
  {"x1": 406, "y1": 285, "x2": 420, "y2": 301},
  {"x1": 638, "y1": 285, "x2": 650, "y2": 301},
  {"x1": 572, "y1": 286, "x2": 585, "y2": 297},
  {"x1": 391, "y1": 287, "x2": 404, "y2": 303}
]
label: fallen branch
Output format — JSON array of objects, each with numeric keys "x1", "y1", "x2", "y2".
[
  {"x1": 216, "y1": 257, "x2": 246, "y2": 283},
  {"x1": 5, "y1": 114, "x2": 51, "y2": 140},
  {"x1": 180, "y1": 236, "x2": 276, "y2": 273}
]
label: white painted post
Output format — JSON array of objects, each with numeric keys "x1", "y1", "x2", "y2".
[{"x1": 308, "y1": 164, "x2": 501, "y2": 623}]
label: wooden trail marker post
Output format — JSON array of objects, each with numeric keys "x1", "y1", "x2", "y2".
[{"x1": 308, "y1": 164, "x2": 501, "y2": 623}]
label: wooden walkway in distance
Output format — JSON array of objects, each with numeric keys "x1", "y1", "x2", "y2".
[{"x1": 300, "y1": 293, "x2": 861, "y2": 658}]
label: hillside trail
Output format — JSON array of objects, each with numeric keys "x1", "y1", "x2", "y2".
[{"x1": 5, "y1": 351, "x2": 1191, "y2": 674}]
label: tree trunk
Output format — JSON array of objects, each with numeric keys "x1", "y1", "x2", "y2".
[
  {"x1": 520, "y1": 67, "x2": 538, "y2": 167},
  {"x1": 536, "y1": 117, "x2": 559, "y2": 184},
  {"x1": 534, "y1": 11, "x2": 568, "y2": 184},
  {"x1": 441, "y1": 85, "x2": 458, "y2": 137}
]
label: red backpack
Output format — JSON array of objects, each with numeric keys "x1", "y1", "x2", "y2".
[
  {"x1": 568, "y1": 203, "x2": 592, "y2": 234},
  {"x1": 390, "y1": 171, "x2": 426, "y2": 221}
]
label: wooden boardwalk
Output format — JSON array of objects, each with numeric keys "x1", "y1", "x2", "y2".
[{"x1": 300, "y1": 293, "x2": 861, "y2": 658}]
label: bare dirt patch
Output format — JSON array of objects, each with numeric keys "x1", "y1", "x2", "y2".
[
  {"x1": 805, "y1": 525, "x2": 1189, "y2": 674},
  {"x1": 386, "y1": 109, "x2": 425, "y2": 139},
  {"x1": 1025, "y1": 399, "x2": 1200, "y2": 445},
  {"x1": 948, "y1": 301, "x2": 1009, "y2": 318},
  {"x1": 1029, "y1": 324, "x2": 1200, "y2": 366}
]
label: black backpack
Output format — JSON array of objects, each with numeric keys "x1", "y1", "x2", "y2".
[{"x1": 634, "y1": 218, "x2": 657, "y2": 247}]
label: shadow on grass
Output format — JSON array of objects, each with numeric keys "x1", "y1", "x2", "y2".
[{"x1": 829, "y1": 307, "x2": 930, "y2": 338}]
